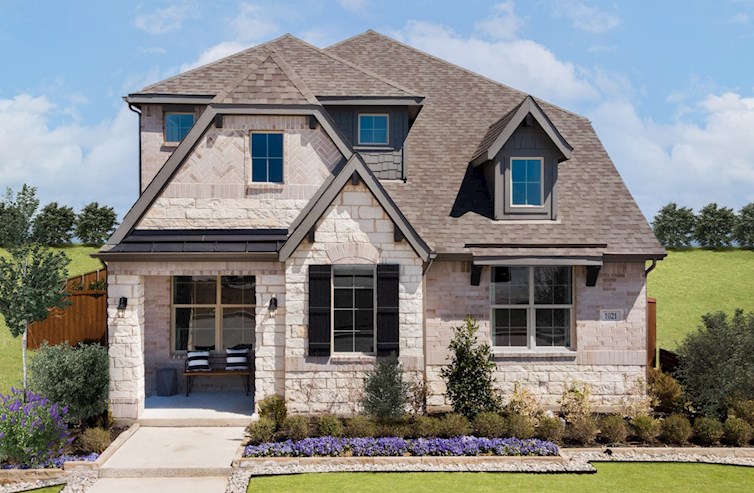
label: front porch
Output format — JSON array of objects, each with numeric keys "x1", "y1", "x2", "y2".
[{"x1": 139, "y1": 390, "x2": 254, "y2": 427}]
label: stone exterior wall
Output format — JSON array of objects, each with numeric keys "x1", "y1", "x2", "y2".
[
  {"x1": 282, "y1": 181, "x2": 424, "y2": 414},
  {"x1": 424, "y1": 261, "x2": 647, "y2": 411},
  {"x1": 137, "y1": 114, "x2": 343, "y2": 230}
]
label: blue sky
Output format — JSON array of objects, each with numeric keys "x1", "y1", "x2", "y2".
[{"x1": 2, "y1": 0, "x2": 754, "y2": 221}]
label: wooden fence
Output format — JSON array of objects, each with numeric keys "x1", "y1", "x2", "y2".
[
  {"x1": 647, "y1": 297, "x2": 657, "y2": 368},
  {"x1": 27, "y1": 269, "x2": 107, "y2": 349}
]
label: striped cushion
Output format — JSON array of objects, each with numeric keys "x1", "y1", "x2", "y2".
[
  {"x1": 225, "y1": 348, "x2": 249, "y2": 371},
  {"x1": 186, "y1": 350, "x2": 211, "y2": 371}
]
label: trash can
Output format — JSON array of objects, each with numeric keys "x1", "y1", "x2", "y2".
[{"x1": 156, "y1": 367, "x2": 178, "y2": 397}]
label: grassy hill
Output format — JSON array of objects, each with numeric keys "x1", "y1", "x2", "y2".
[
  {"x1": 647, "y1": 249, "x2": 754, "y2": 350},
  {"x1": 0, "y1": 245, "x2": 103, "y2": 393}
]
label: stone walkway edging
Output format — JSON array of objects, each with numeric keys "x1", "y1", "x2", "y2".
[{"x1": 561, "y1": 447, "x2": 754, "y2": 458}]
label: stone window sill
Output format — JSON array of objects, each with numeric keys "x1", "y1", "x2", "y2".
[
  {"x1": 491, "y1": 349, "x2": 576, "y2": 359},
  {"x1": 328, "y1": 354, "x2": 377, "y2": 363}
]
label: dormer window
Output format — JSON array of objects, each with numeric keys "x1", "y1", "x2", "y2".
[
  {"x1": 358, "y1": 114, "x2": 389, "y2": 145},
  {"x1": 510, "y1": 158, "x2": 543, "y2": 207},
  {"x1": 164, "y1": 112, "x2": 195, "y2": 142}
]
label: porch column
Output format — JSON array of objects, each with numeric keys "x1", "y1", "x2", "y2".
[{"x1": 107, "y1": 274, "x2": 146, "y2": 422}]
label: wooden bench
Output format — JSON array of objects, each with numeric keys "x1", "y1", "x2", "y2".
[{"x1": 183, "y1": 357, "x2": 251, "y2": 396}]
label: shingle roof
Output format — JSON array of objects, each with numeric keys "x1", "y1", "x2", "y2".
[
  {"x1": 136, "y1": 34, "x2": 420, "y2": 99},
  {"x1": 327, "y1": 31, "x2": 665, "y2": 258},
  {"x1": 472, "y1": 101, "x2": 523, "y2": 162}
]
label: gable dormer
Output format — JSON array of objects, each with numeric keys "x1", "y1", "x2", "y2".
[{"x1": 471, "y1": 96, "x2": 572, "y2": 221}]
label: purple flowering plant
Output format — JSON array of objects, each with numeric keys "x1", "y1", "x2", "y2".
[
  {"x1": 244, "y1": 436, "x2": 559, "y2": 458},
  {"x1": 0, "y1": 389, "x2": 72, "y2": 467}
]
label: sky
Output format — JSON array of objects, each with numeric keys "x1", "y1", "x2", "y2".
[{"x1": 2, "y1": 0, "x2": 754, "y2": 222}]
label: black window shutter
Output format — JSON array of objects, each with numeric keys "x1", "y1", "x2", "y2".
[
  {"x1": 376, "y1": 264, "x2": 400, "y2": 356},
  {"x1": 308, "y1": 265, "x2": 331, "y2": 356}
]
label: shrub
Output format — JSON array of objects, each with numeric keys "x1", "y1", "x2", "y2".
[
  {"x1": 258, "y1": 395, "x2": 287, "y2": 429},
  {"x1": 362, "y1": 353, "x2": 409, "y2": 423},
  {"x1": 32, "y1": 202, "x2": 76, "y2": 245},
  {"x1": 694, "y1": 416, "x2": 724, "y2": 446},
  {"x1": 0, "y1": 389, "x2": 70, "y2": 466},
  {"x1": 473, "y1": 412, "x2": 506, "y2": 438},
  {"x1": 560, "y1": 381, "x2": 593, "y2": 423},
  {"x1": 728, "y1": 400, "x2": 754, "y2": 427},
  {"x1": 246, "y1": 417, "x2": 276, "y2": 444},
  {"x1": 536, "y1": 416, "x2": 565, "y2": 444},
  {"x1": 377, "y1": 422, "x2": 411, "y2": 438},
  {"x1": 724, "y1": 417, "x2": 752, "y2": 447},
  {"x1": 566, "y1": 416, "x2": 598, "y2": 445},
  {"x1": 506, "y1": 383, "x2": 542, "y2": 419},
  {"x1": 29, "y1": 342, "x2": 109, "y2": 425},
  {"x1": 694, "y1": 202, "x2": 736, "y2": 248},
  {"x1": 618, "y1": 376, "x2": 652, "y2": 419},
  {"x1": 505, "y1": 413, "x2": 535, "y2": 439},
  {"x1": 599, "y1": 415, "x2": 628, "y2": 444},
  {"x1": 631, "y1": 415, "x2": 660, "y2": 443},
  {"x1": 647, "y1": 368, "x2": 685, "y2": 414},
  {"x1": 411, "y1": 415, "x2": 440, "y2": 438},
  {"x1": 318, "y1": 414, "x2": 344, "y2": 437},
  {"x1": 734, "y1": 203, "x2": 754, "y2": 248},
  {"x1": 344, "y1": 415, "x2": 377, "y2": 438},
  {"x1": 79, "y1": 427, "x2": 111, "y2": 453},
  {"x1": 437, "y1": 413, "x2": 471, "y2": 438},
  {"x1": 75, "y1": 202, "x2": 117, "y2": 245},
  {"x1": 280, "y1": 415, "x2": 310, "y2": 441},
  {"x1": 408, "y1": 378, "x2": 428, "y2": 416},
  {"x1": 652, "y1": 202, "x2": 696, "y2": 248},
  {"x1": 676, "y1": 310, "x2": 754, "y2": 418},
  {"x1": 440, "y1": 316, "x2": 501, "y2": 420},
  {"x1": 660, "y1": 414, "x2": 692, "y2": 445}
]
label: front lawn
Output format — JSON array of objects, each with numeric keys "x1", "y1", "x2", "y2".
[{"x1": 247, "y1": 463, "x2": 754, "y2": 493}]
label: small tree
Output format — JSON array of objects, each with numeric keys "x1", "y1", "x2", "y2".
[
  {"x1": 0, "y1": 184, "x2": 39, "y2": 247},
  {"x1": 362, "y1": 352, "x2": 409, "y2": 422},
  {"x1": 651, "y1": 202, "x2": 696, "y2": 248},
  {"x1": 0, "y1": 244, "x2": 70, "y2": 390},
  {"x1": 441, "y1": 316, "x2": 501, "y2": 419},
  {"x1": 734, "y1": 203, "x2": 754, "y2": 248},
  {"x1": 32, "y1": 202, "x2": 76, "y2": 246},
  {"x1": 75, "y1": 202, "x2": 117, "y2": 245},
  {"x1": 694, "y1": 202, "x2": 736, "y2": 248}
]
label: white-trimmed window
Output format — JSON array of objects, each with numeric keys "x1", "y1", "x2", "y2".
[
  {"x1": 172, "y1": 275, "x2": 256, "y2": 351},
  {"x1": 164, "y1": 112, "x2": 195, "y2": 142},
  {"x1": 332, "y1": 265, "x2": 376, "y2": 353},
  {"x1": 251, "y1": 132, "x2": 284, "y2": 183},
  {"x1": 358, "y1": 114, "x2": 389, "y2": 145},
  {"x1": 510, "y1": 158, "x2": 543, "y2": 207},
  {"x1": 491, "y1": 266, "x2": 572, "y2": 349}
]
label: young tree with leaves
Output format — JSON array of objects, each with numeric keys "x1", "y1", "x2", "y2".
[
  {"x1": 651, "y1": 202, "x2": 696, "y2": 248},
  {"x1": 0, "y1": 184, "x2": 39, "y2": 247},
  {"x1": 694, "y1": 202, "x2": 736, "y2": 248},
  {"x1": 32, "y1": 202, "x2": 76, "y2": 246},
  {"x1": 75, "y1": 202, "x2": 118, "y2": 245}
]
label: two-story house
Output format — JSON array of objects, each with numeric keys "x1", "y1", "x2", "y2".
[{"x1": 96, "y1": 31, "x2": 665, "y2": 422}]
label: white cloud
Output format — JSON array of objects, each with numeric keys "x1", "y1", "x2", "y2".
[
  {"x1": 729, "y1": 12, "x2": 750, "y2": 24},
  {"x1": 474, "y1": 1, "x2": 524, "y2": 41},
  {"x1": 552, "y1": 0, "x2": 621, "y2": 33},
  {"x1": 133, "y1": 2, "x2": 198, "y2": 35},
  {"x1": 180, "y1": 41, "x2": 252, "y2": 72},
  {"x1": 0, "y1": 94, "x2": 137, "y2": 219}
]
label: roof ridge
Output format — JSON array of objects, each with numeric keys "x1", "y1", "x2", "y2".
[
  {"x1": 282, "y1": 33, "x2": 422, "y2": 98},
  {"x1": 267, "y1": 50, "x2": 319, "y2": 105},
  {"x1": 327, "y1": 30, "x2": 586, "y2": 121},
  {"x1": 139, "y1": 34, "x2": 288, "y2": 94}
]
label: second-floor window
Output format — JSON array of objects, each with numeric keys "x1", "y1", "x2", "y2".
[
  {"x1": 510, "y1": 158, "x2": 543, "y2": 206},
  {"x1": 358, "y1": 114, "x2": 389, "y2": 145},
  {"x1": 251, "y1": 132, "x2": 284, "y2": 183},
  {"x1": 164, "y1": 112, "x2": 195, "y2": 142}
]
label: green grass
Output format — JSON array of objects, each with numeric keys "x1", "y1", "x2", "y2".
[
  {"x1": 24, "y1": 487, "x2": 64, "y2": 493},
  {"x1": 247, "y1": 464, "x2": 754, "y2": 493},
  {"x1": 647, "y1": 248, "x2": 754, "y2": 350},
  {"x1": 0, "y1": 245, "x2": 102, "y2": 394}
]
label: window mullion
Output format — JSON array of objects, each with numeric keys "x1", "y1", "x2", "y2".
[{"x1": 216, "y1": 275, "x2": 222, "y2": 351}]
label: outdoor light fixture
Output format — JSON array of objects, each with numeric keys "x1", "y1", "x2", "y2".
[
  {"x1": 268, "y1": 295, "x2": 278, "y2": 317},
  {"x1": 117, "y1": 297, "x2": 127, "y2": 317}
]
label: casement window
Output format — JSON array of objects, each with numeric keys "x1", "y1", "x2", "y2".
[
  {"x1": 164, "y1": 112, "x2": 195, "y2": 142},
  {"x1": 172, "y1": 275, "x2": 256, "y2": 351},
  {"x1": 358, "y1": 114, "x2": 389, "y2": 145},
  {"x1": 491, "y1": 266, "x2": 572, "y2": 349},
  {"x1": 510, "y1": 158, "x2": 543, "y2": 207},
  {"x1": 308, "y1": 264, "x2": 399, "y2": 356},
  {"x1": 251, "y1": 132, "x2": 284, "y2": 183}
]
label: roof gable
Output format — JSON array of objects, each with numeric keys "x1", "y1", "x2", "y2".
[{"x1": 471, "y1": 96, "x2": 573, "y2": 165}]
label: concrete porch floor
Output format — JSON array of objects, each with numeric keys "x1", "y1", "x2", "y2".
[{"x1": 140, "y1": 390, "x2": 254, "y2": 426}]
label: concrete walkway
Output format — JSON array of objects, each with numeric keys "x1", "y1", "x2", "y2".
[{"x1": 87, "y1": 426, "x2": 245, "y2": 493}]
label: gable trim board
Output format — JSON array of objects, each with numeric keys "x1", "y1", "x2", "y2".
[
  {"x1": 105, "y1": 104, "x2": 355, "y2": 247},
  {"x1": 471, "y1": 96, "x2": 573, "y2": 166}
]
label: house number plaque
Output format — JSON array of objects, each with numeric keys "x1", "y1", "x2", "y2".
[{"x1": 600, "y1": 309, "x2": 624, "y2": 322}]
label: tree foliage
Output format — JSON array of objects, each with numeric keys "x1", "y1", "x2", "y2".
[
  {"x1": 75, "y1": 202, "x2": 117, "y2": 245},
  {"x1": 651, "y1": 202, "x2": 696, "y2": 248},
  {"x1": 441, "y1": 316, "x2": 501, "y2": 419},
  {"x1": 694, "y1": 202, "x2": 736, "y2": 248},
  {"x1": 0, "y1": 184, "x2": 39, "y2": 247},
  {"x1": 362, "y1": 352, "x2": 410, "y2": 422},
  {"x1": 734, "y1": 203, "x2": 754, "y2": 248},
  {"x1": 32, "y1": 202, "x2": 76, "y2": 246},
  {"x1": 676, "y1": 310, "x2": 754, "y2": 418}
]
